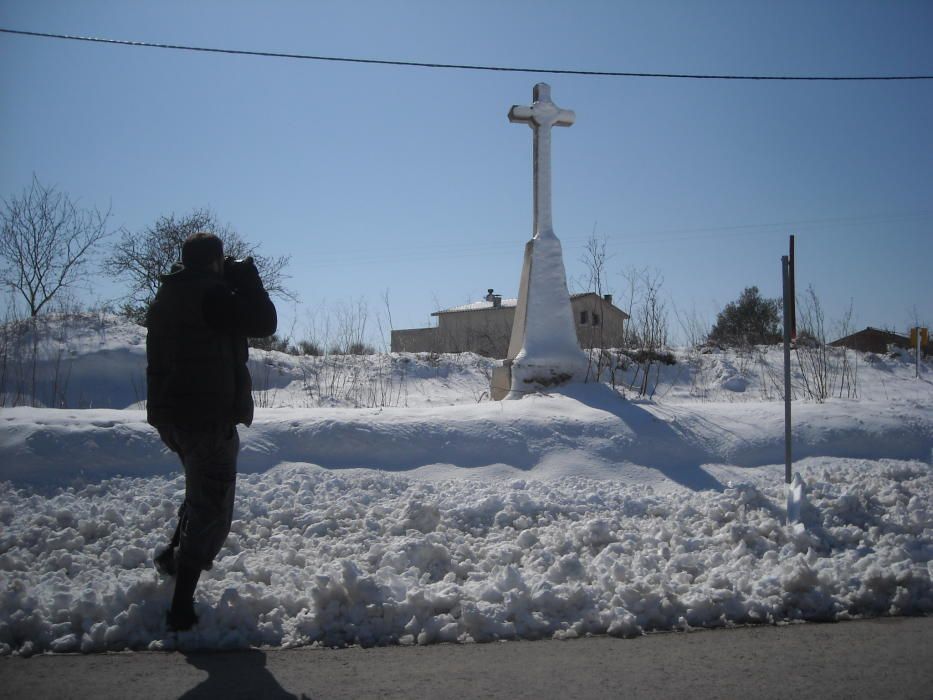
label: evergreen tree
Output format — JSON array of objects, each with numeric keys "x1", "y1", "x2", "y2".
[{"x1": 708, "y1": 286, "x2": 782, "y2": 346}]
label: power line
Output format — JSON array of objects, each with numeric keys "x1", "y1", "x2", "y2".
[{"x1": 3, "y1": 27, "x2": 933, "y2": 81}]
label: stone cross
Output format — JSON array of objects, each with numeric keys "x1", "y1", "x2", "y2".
[{"x1": 508, "y1": 83, "x2": 575, "y2": 240}]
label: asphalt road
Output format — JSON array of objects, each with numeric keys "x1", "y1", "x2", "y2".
[{"x1": 2, "y1": 617, "x2": 931, "y2": 699}]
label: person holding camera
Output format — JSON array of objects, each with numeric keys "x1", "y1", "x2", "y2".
[{"x1": 145, "y1": 231, "x2": 277, "y2": 631}]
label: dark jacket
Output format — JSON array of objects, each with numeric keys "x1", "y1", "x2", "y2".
[{"x1": 145, "y1": 262, "x2": 277, "y2": 429}]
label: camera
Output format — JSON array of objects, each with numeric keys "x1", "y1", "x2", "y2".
[{"x1": 223, "y1": 256, "x2": 258, "y2": 289}]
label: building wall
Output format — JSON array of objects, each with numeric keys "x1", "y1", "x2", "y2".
[
  {"x1": 436, "y1": 307, "x2": 515, "y2": 357},
  {"x1": 572, "y1": 295, "x2": 626, "y2": 349},
  {"x1": 829, "y1": 328, "x2": 911, "y2": 354},
  {"x1": 391, "y1": 327, "x2": 440, "y2": 353},
  {"x1": 391, "y1": 295, "x2": 627, "y2": 357}
]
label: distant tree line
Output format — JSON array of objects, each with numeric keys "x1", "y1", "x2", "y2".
[{"x1": 0, "y1": 176, "x2": 295, "y2": 331}]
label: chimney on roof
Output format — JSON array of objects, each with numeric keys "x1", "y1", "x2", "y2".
[{"x1": 603, "y1": 294, "x2": 613, "y2": 304}]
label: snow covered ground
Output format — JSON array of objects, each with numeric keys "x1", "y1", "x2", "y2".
[{"x1": 0, "y1": 316, "x2": 930, "y2": 655}]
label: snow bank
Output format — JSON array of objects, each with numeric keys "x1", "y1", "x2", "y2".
[
  {"x1": 1, "y1": 459, "x2": 930, "y2": 655},
  {"x1": 2, "y1": 387, "x2": 929, "y2": 487}
]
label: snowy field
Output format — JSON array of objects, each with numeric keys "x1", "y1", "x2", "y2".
[{"x1": 0, "y1": 316, "x2": 931, "y2": 655}]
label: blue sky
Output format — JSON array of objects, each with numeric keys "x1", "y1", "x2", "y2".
[{"x1": 1, "y1": 1, "x2": 931, "y2": 345}]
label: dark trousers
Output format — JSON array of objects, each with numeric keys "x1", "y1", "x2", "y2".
[{"x1": 158, "y1": 424, "x2": 239, "y2": 571}]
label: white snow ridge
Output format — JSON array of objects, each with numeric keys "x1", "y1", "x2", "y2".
[{"x1": 0, "y1": 315, "x2": 931, "y2": 655}]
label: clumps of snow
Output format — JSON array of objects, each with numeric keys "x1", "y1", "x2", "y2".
[
  {"x1": 1, "y1": 458, "x2": 930, "y2": 654},
  {"x1": 786, "y1": 472, "x2": 805, "y2": 524},
  {"x1": 722, "y1": 375, "x2": 749, "y2": 393}
]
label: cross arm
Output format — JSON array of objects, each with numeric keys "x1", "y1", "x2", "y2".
[
  {"x1": 508, "y1": 102, "x2": 575, "y2": 128},
  {"x1": 509, "y1": 105, "x2": 535, "y2": 124}
]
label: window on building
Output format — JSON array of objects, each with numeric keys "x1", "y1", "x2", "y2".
[
  {"x1": 592, "y1": 313, "x2": 600, "y2": 326},
  {"x1": 580, "y1": 310, "x2": 588, "y2": 325}
]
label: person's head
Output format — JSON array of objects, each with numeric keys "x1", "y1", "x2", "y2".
[{"x1": 181, "y1": 232, "x2": 224, "y2": 274}]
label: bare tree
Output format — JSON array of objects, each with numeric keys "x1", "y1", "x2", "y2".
[
  {"x1": 673, "y1": 302, "x2": 709, "y2": 350},
  {"x1": 103, "y1": 209, "x2": 295, "y2": 321},
  {"x1": 617, "y1": 267, "x2": 672, "y2": 397},
  {"x1": 635, "y1": 269, "x2": 671, "y2": 397},
  {"x1": 333, "y1": 297, "x2": 372, "y2": 354},
  {"x1": 377, "y1": 288, "x2": 394, "y2": 354},
  {"x1": 795, "y1": 285, "x2": 859, "y2": 401},
  {"x1": 673, "y1": 302, "x2": 714, "y2": 399},
  {"x1": 836, "y1": 300, "x2": 859, "y2": 398},
  {"x1": 619, "y1": 266, "x2": 641, "y2": 348},
  {"x1": 795, "y1": 285, "x2": 832, "y2": 401},
  {"x1": 0, "y1": 176, "x2": 113, "y2": 317},
  {"x1": 578, "y1": 231, "x2": 616, "y2": 381}
]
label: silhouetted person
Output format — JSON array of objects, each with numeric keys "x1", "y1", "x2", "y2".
[
  {"x1": 181, "y1": 650, "x2": 307, "y2": 699},
  {"x1": 146, "y1": 232, "x2": 277, "y2": 630}
]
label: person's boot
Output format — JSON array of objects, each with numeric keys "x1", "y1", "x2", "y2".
[
  {"x1": 154, "y1": 520, "x2": 183, "y2": 577},
  {"x1": 166, "y1": 561, "x2": 201, "y2": 631},
  {"x1": 153, "y1": 547, "x2": 177, "y2": 577}
]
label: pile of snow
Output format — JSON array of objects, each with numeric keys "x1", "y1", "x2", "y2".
[
  {"x1": 0, "y1": 314, "x2": 930, "y2": 655},
  {"x1": 0, "y1": 458, "x2": 929, "y2": 655}
]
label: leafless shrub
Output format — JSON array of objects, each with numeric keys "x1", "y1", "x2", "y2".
[
  {"x1": 290, "y1": 298, "x2": 405, "y2": 408},
  {"x1": 297, "y1": 352, "x2": 407, "y2": 408}
]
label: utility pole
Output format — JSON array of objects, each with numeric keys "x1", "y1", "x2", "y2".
[
  {"x1": 782, "y1": 235, "x2": 805, "y2": 525},
  {"x1": 789, "y1": 235, "x2": 796, "y2": 342}
]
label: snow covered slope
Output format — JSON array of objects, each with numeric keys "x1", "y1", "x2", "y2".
[{"x1": 3, "y1": 315, "x2": 929, "y2": 410}]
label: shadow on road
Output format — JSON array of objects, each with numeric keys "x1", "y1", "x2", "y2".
[{"x1": 181, "y1": 649, "x2": 309, "y2": 700}]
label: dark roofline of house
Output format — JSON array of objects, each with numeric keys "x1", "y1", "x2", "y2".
[
  {"x1": 847, "y1": 326, "x2": 909, "y2": 340},
  {"x1": 829, "y1": 326, "x2": 911, "y2": 346}
]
